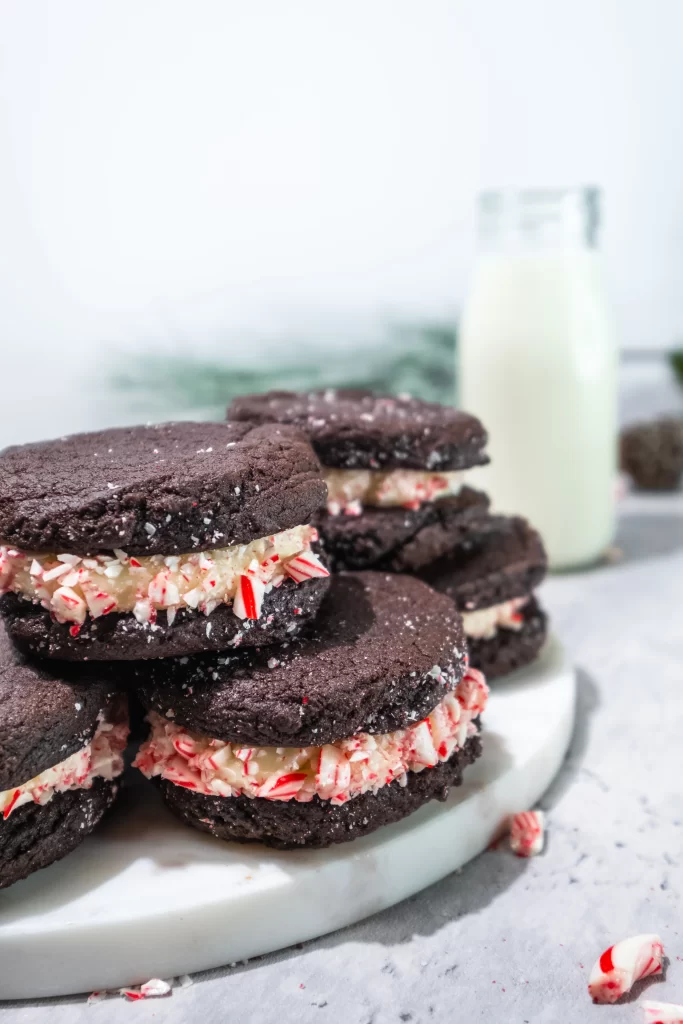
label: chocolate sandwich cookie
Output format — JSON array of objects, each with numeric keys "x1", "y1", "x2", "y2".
[
  {"x1": 228, "y1": 389, "x2": 490, "y2": 572},
  {"x1": 419, "y1": 515, "x2": 548, "y2": 679},
  {"x1": 134, "y1": 572, "x2": 488, "y2": 849},
  {"x1": 317, "y1": 489, "x2": 490, "y2": 573},
  {"x1": 0, "y1": 421, "x2": 330, "y2": 660},
  {"x1": 229, "y1": 389, "x2": 489, "y2": 471},
  {"x1": 0, "y1": 625, "x2": 128, "y2": 888}
]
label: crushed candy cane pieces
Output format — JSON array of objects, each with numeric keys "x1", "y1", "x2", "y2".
[
  {"x1": 284, "y1": 552, "x2": 330, "y2": 584},
  {"x1": 119, "y1": 978, "x2": 172, "y2": 1000},
  {"x1": 140, "y1": 978, "x2": 172, "y2": 997},
  {"x1": 0, "y1": 525, "x2": 321, "y2": 628},
  {"x1": 135, "y1": 666, "x2": 486, "y2": 806},
  {"x1": 642, "y1": 1002, "x2": 683, "y2": 1023},
  {"x1": 509, "y1": 810, "x2": 545, "y2": 857},
  {"x1": 87, "y1": 976, "x2": 190, "y2": 1004},
  {"x1": 588, "y1": 934, "x2": 664, "y2": 1004}
]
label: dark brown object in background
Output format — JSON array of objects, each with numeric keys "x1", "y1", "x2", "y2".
[{"x1": 620, "y1": 417, "x2": 683, "y2": 491}]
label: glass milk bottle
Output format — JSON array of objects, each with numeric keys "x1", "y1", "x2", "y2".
[{"x1": 459, "y1": 188, "x2": 617, "y2": 570}]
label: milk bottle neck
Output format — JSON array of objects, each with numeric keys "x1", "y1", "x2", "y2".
[{"x1": 477, "y1": 188, "x2": 600, "y2": 254}]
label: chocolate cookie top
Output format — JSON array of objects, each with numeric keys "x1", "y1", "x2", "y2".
[
  {"x1": 0, "y1": 624, "x2": 119, "y2": 790},
  {"x1": 135, "y1": 572, "x2": 467, "y2": 746},
  {"x1": 0, "y1": 421, "x2": 325, "y2": 555},
  {"x1": 419, "y1": 514, "x2": 547, "y2": 611},
  {"x1": 228, "y1": 390, "x2": 488, "y2": 471}
]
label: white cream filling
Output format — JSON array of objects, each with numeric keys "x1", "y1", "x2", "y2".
[
  {"x1": 0, "y1": 525, "x2": 328, "y2": 627},
  {"x1": 0, "y1": 712, "x2": 129, "y2": 819},
  {"x1": 461, "y1": 597, "x2": 528, "y2": 640},
  {"x1": 323, "y1": 469, "x2": 464, "y2": 514},
  {"x1": 134, "y1": 667, "x2": 488, "y2": 807}
]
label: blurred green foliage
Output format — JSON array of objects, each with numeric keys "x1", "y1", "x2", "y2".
[
  {"x1": 112, "y1": 322, "x2": 457, "y2": 420},
  {"x1": 671, "y1": 349, "x2": 683, "y2": 386}
]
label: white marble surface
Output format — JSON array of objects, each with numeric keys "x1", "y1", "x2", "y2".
[
  {"x1": 0, "y1": 639, "x2": 574, "y2": 1000},
  {"x1": 3, "y1": 488, "x2": 683, "y2": 1022}
]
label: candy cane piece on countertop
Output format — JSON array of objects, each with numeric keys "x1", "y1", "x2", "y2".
[
  {"x1": 509, "y1": 810, "x2": 545, "y2": 857},
  {"x1": 588, "y1": 934, "x2": 664, "y2": 1004},
  {"x1": 642, "y1": 1002, "x2": 683, "y2": 1023},
  {"x1": 90, "y1": 976, "x2": 188, "y2": 1004},
  {"x1": 140, "y1": 979, "x2": 172, "y2": 998},
  {"x1": 119, "y1": 978, "x2": 172, "y2": 1000}
]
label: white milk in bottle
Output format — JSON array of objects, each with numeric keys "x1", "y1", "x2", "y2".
[{"x1": 459, "y1": 189, "x2": 617, "y2": 570}]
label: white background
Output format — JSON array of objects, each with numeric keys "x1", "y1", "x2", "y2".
[{"x1": 1, "y1": 0, "x2": 682, "y2": 441}]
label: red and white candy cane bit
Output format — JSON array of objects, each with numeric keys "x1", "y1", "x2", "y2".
[
  {"x1": 97, "y1": 978, "x2": 172, "y2": 1003},
  {"x1": 316, "y1": 744, "x2": 351, "y2": 801},
  {"x1": 119, "y1": 989, "x2": 145, "y2": 1001},
  {"x1": 52, "y1": 585, "x2": 87, "y2": 625},
  {"x1": 257, "y1": 770, "x2": 308, "y2": 800},
  {"x1": 642, "y1": 1002, "x2": 683, "y2": 1023},
  {"x1": 140, "y1": 979, "x2": 172, "y2": 998},
  {"x1": 509, "y1": 810, "x2": 545, "y2": 857},
  {"x1": 457, "y1": 667, "x2": 489, "y2": 715},
  {"x1": 254, "y1": 552, "x2": 280, "y2": 583},
  {"x1": 83, "y1": 588, "x2": 117, "y2": 619},
  {"x1": 407, "y1": 719, "x2": 439, "y2": 768},
  {"x1": 0, "y1": 548, "x2": 14, "y2": 589},
  {"x1": 588, "y1": 934, "x2": 664, "y2": 1004},
  {"x1": 233, "y1": 574, "x2": 266, "y2": 620},
  {"x1": 148, "y1": 571, "x2": 180, "y2": 608},
  {"x1": 284, "y1": 552, "x2": 330, "y2": 584},
  {"x1": 3, "y1": 788, "x2": 21, "y2": 820}
]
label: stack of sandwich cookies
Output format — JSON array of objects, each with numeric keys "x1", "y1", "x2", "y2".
[
  {"x1": 228, "y1": 390, "x2": 491, "y2": 573},
  {"x1": 0, "y1": 417, "x2": 332, "y2": 885},
  {"x1": 418, "y1": 515, "x2": 548, "y2": 679},
  {"x1": 133, "y1": 572, "x2": 488, "y2": 849},
  {"x1": 0, "y1": 421, "x2": 330, "y2": 660},
  {"x1": 0, "y1": 623, "x2": 128, "y2": 889},
  {"x1": 229, "y1": 390, "x2": 549, "y2": 679}
]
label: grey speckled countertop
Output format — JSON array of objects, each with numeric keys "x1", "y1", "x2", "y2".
[{"x1": 4, "y1": 487, "x2": 683, "y2": 1024}]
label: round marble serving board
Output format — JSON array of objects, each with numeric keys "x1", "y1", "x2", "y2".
[{"x1": 0, "y1": 634, "x2": 575, "y2": 1000}]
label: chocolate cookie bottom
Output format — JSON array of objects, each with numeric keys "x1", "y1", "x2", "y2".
[
  {"x1": 0, "y1": 575, "x2": 330, "y2": 661},
  {"x1": 467, "y1": 599, "x2": 547, "y2": 680},
  {"x1": 0, "y1": 777, "x2": 119, "y2": 890},
  {"x1": 156, "y1": 734, "x2": 482, "y2": 850}
]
